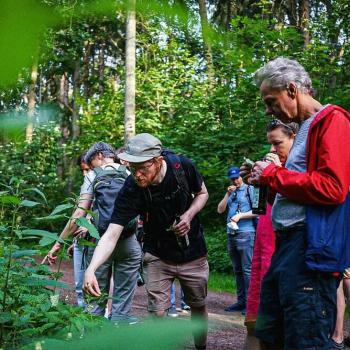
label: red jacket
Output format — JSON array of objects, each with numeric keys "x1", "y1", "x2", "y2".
[{"x1": 260, "y1": 105, "x2": 350, "y2": 205}]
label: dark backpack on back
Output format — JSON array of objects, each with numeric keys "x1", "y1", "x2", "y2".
[{"x1": 92, "y1": 164, "x2": 137, "y2": 236}]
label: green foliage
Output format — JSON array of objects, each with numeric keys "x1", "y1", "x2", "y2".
[
  {"x1": 0, "y1": 122, "x2": 71, "y2": 210},
  {"x1": 205, "y1": 230, "x2": 232, "y2": 273},
  {"x1": 1, "y1": 1, "x2": 350, "y2": 346},
  {"x1": 26, "y1": 318, "x2": 201, "y2": 350},
  {"x1": 0, "y1": 179, "x2": 98, "y2": 348},
  {"x1": 0, "y1": 0, "x2": 57, "y2": 86},
  {"x1": 208, "y1": 271, "x2": 235, "y2": 294}
]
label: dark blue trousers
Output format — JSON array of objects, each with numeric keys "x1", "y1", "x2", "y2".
[{"x1": 255, "y1": 227, "x2": 338, "y2": 350}]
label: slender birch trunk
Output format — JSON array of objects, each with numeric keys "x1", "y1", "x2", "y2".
[
  {"x1": 198, "y1": 0, "x2": 215, "y2": 89},
  {"x1": 26, "y1": 61, "x2": 38, "y2": 142},
  {"x1": 124, "y1": 0, "x2": 136, "y2": 144}
]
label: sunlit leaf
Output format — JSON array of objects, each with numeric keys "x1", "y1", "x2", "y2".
[
  {"x1": 35, "y1": 214, "x2": 67, "y2": 222},
  {"x1": 39, "y1": 318, "x2": 199, "y2": 349},
  {"x1": 23, "y1": 187, "x2": 48, "y2": 204},
  {"x1": 19, "y1": 229, "x2": 63, "y2": 243},
  {"x1": 39, "y1": 236, "x2": 57, "y2": 246},
  {"x1": 50, "y1": 203, "x2": 74, "y2": 216},
  {"x1": 76, "y1": 217, "x2": 100, "y2": 240},
  {"x1": 20, "y1": 200, "x2": 41, "y2": 207},
  {"x1": 0, "y1": 195, "x2": 21, "y2": 205},
  {"x1": 12, "y1": 249, "x2": 38, "y2": 258},
  {"x1": 21, "y1": 277, "x2": 70, "y2": 289},
  {"x1": 0, "y1": 0, "x2": 59, "y2": 86}
]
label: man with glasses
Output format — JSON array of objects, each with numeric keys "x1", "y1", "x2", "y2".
[{"x1": 84, "y1": 133, "x2": 209, "y2": 350}]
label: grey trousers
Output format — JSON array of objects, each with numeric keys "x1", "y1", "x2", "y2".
[{"x1": 85, "y1": 234, "x2": 142, "y2": 321}]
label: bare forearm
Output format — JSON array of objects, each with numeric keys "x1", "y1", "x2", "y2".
[
  {"x1": 85, "y1": 224, "x2": 123, "y2": 272},
  {"x1": 217, "y1": 193, "x2": 229, "y2": 214},
  {"x1": 239, "y1": 210, "x2": 258, "y2": 220},
  {"x1": 58, "y1": 211, "x2": 83, "y2": 240},
  {"x1": 59, "y1": 194, "x2": 92, "y2": 240},
  {"x1": 186, "y1": 183, "x2": 209, "y2": 220}
]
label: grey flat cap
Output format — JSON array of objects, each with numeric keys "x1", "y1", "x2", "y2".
[{"x1": 118, "y1": 133, "x2": 162, "y2": 163}]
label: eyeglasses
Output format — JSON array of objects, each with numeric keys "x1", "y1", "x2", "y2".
[
  {"x1": 267, "y1": 119, "x2": 296, "y2": 133},
  {"x1": 129, "y1": 160, "x2": 155, "y2": 175}
]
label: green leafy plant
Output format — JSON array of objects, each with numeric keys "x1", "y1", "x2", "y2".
[{"x1": 0, "y1": 178, "x2": 104, "y2": 348}]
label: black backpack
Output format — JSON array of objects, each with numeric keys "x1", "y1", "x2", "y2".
[{"x1": 92, "y1": 164, "x2": 137, "y2": 236}]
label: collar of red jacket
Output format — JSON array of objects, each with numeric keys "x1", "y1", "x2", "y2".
[{"x1": 310, "y1": 104, "x2": 350, "y2": 130}]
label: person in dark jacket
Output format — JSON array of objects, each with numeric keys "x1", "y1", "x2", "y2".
[
  {"x1": 83, "y1": 133, "x2": 209, "y2": 350},
  {"x1": 251, "y1": 57, "x2": 350, "y2": 349}
]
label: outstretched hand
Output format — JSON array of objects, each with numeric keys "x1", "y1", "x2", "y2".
[
  {"x1": 41, "y1": 242, "x2": 62, "y2": 265},
  {"x1": 83, "y1": 269, "x2": 101, "y2": 297}
]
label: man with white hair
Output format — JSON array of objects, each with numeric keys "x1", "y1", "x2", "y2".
[{"x1": 251, "y1": 58, "x2": 350, "y2": 349}]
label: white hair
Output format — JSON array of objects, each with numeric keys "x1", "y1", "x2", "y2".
[{"x1": 254, "y1": 57, "x2": 313, "y2": 94}]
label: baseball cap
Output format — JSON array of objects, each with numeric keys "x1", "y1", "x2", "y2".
[
  {"x1": 227, "y1": 166, "x2": 240, "y2": 179},
  {"x1": 118, "y1": 133, "x2": 162, "y2": 163}
]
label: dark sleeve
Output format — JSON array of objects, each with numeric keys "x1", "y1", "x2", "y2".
[
  {"x1": 110, "y1": 176, "x2": 141, "y2": 227},
  {"x1": 179, "y1": 156, "x2": 204, "y2": 194}
]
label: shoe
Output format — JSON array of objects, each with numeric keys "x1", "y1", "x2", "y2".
[
  {"x1": 224, "y1": 303, "x2": 245, "y2": 312},
  {"x1": 167, "y1": 307, "x2": 178, "y2": 318},
  {"x1": 328, "y1": 338, "x2": 345, "y2": 350},
  {"x1": 181, "y1": 304, "x2": 191, "y2": 311},
  {"x1": 241, "y1": 309, "x2": 246, "y2": 316}
]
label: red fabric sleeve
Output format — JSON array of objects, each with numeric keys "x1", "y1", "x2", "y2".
[
  {"x1": 246, "y1": 204, "x2": 275, "y2": 322},
  {"x1": 260, "y1": 112, "x2": 350, "y2": 205}
]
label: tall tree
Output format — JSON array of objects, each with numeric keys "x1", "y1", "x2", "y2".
[
  {"x1": 299, "y1": 0, "x2": 310, "y2": 46},
  {"x1": 26, "y1": 61, "x2": 38, "y2": 142},
  {"x1": 124, "y1": 0, "x2": 136, "y2": 144},
  {"x1": 198, "y1": 0, "x2": 215, "y2": 88}
]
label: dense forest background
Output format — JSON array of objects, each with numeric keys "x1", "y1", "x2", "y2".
[{"x1": 1, "y1": 0, "x2": 350, "y2": 272}]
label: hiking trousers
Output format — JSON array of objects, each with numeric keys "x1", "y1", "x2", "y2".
[
  {"x1": 85, "y1": 234, "x2": 142, "y2": 321},
  {"x1": 254, "y1": 227, "x2": 338, "y2": 349}
]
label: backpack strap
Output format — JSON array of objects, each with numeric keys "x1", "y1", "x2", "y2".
[
  {"x1": 246, "y1": 185, "x2": 257, "y2": 230},
  {"x1": 246, "y1": 185, "x2": 253, "y2": 209},
  {"x1": 142, "y1": 152, "x2": 191, "y2": 221},
  {"x1": 164, "y1": 152, "x2": 190, "y2": 195}
]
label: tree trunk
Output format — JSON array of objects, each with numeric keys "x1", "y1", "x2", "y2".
[
  {"x1": 226, "y1": 0, "x2": 233, "y2": 30},
  {"x1": 26, "y1": 61, "x2": 38, "y2": 142},
  {"x1": 323, "y1": 0, "x2": 340, "y2": 89},
  {"x1": 272, "y1": 0, "x2": 284, "y2": 23},
  {"x1": 72, "y1": 61, "x2": 80, "y2": 139},
  {"x1": 286, "y1": 0, "x2": 298, "y2": 26},
  {"x1": 124, "y1": 0, "x2": 136, "y2": 144},
  {"x1": 83, "y1": 41, "x2": 91, "y2": 99},
  {"x1": 98, "y1": 43, "x2": 105, "y2": 95},
  {"x1": 298, "y1": 0, "x2": 310, "y2": 46},
  {"x1": 198, "y1": 0, "x2": 215, "y2": 88}
]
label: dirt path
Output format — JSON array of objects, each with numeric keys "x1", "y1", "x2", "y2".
[
  {"x1": 57, "y1": 260, "x2": 246, "y2": 349},
  {"x1": 51, "y1": 260, "x2": 350, "y2": 349}
]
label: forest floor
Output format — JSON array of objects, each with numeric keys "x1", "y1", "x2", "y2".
[
  {"x1": 56, "y1": 259, "x2": 350, "y2": 350},
  {"x1": 57, "y1": 259, "x2": 246, "y2": 350}
]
